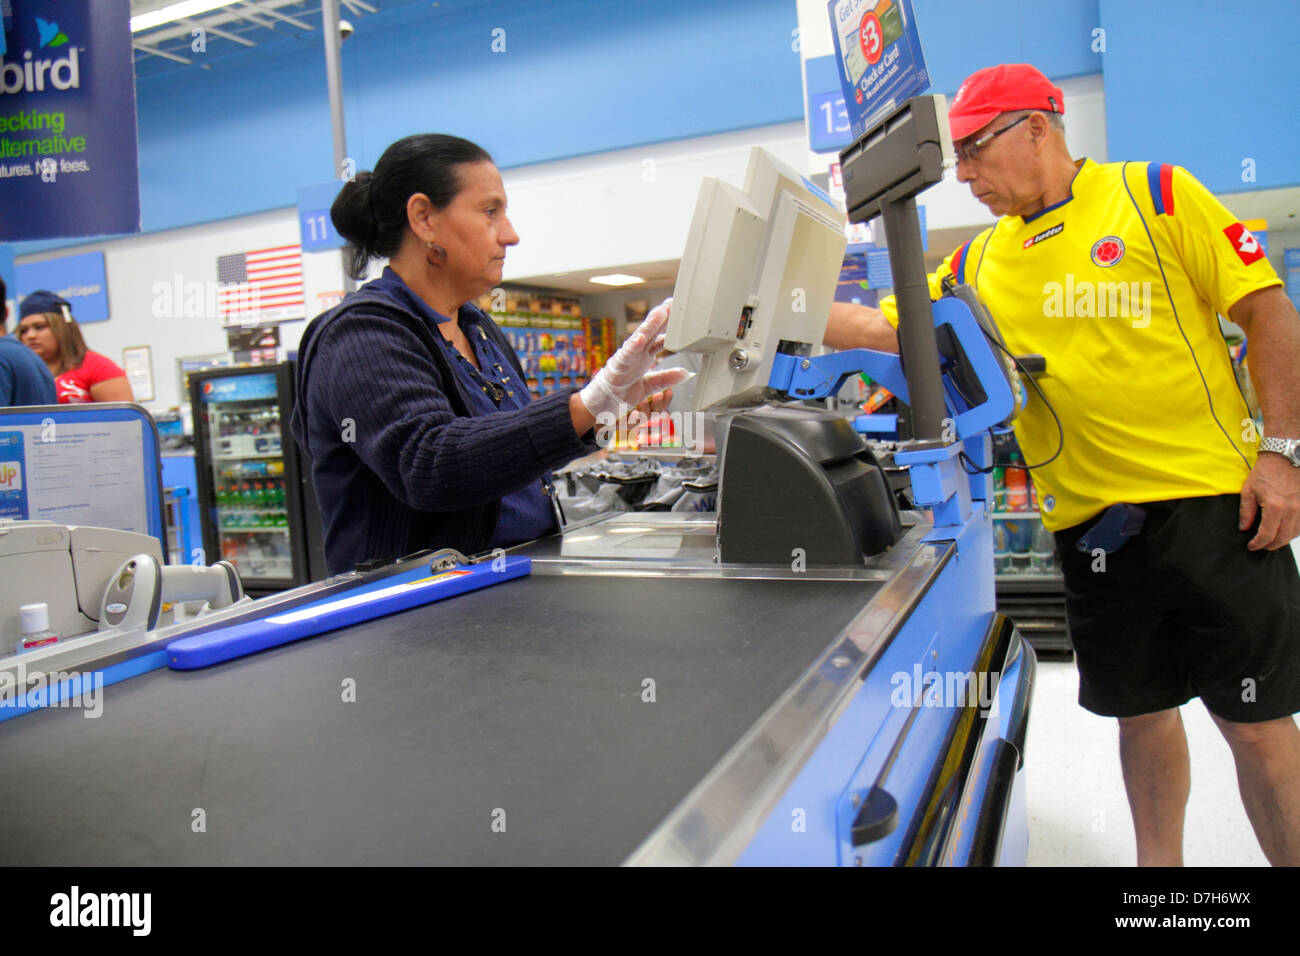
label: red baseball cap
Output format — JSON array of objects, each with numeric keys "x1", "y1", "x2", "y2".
[{"x1": 948, "y1": 64, "x2": 1065, "y2": 142}]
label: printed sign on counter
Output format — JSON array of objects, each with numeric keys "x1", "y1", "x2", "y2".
[
  {"x1": 0, "y1": 421, "x2": 147, "y2": 532},
  {"x1": 0, "y1": 0, "x2": 140, "y2": 241},
  {"x1": 827, "y1": 0, "x2": 930, "y2": 140}
]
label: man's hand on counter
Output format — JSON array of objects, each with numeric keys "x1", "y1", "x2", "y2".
[{"x1": 825, "y1": 302, "x2": 900, "y2": 353}]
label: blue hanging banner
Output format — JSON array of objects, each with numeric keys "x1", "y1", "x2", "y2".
[
  {"x1": 14, "y1": 248, "x2": 107, "y2": 321},
  {"x1": 0, "y1": 0, "x2": 140, "y2": 242},
  {"x1": 827, "y1": 0, "x2": 930, "y2": 141},
  {"x1": 804, "y1": 55, "x2": 852, "y2": 154},
  {"x1": 297, "y1": 181, "x2": 346, "y2": 253}
]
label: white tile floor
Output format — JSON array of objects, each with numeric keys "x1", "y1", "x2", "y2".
[
  {"x1": 1025, "y1": 541, "x2": 1300, "y2": 866},
  {"x1": 1025, "y1": 660, "x2": 1272, "y2": 866}
]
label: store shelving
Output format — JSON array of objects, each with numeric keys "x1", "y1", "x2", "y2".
[
  {"x1": 991, "y1": 437, "x2": 1072, "y2": 659},
  {"x1": 474, "y1": 289, "x2": 614, "y2": 400}
]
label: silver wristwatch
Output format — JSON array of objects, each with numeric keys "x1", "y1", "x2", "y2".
[{"x1": 1260, "y1": 437, "x2": 1300, "y2": 466}]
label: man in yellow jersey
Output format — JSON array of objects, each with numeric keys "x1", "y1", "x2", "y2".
[{"x1": 826, "y1": 63, "x2": 1300, "y2": 866}]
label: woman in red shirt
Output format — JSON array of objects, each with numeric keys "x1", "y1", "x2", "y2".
[{"x1": 16, "y1": 291, "x2": 133, "y2": 404}]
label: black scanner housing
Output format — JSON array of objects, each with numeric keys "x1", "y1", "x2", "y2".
[{"x1": 718, "y1": 405, "x2": 903, "y2": 565}]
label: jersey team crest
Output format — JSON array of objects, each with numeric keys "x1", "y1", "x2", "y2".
[{"x1": 1090, "y1": 236, "x2": 1125, "y2": 267}]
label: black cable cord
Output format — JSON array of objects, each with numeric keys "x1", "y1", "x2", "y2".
[
  {"x1": 958, "y1": 435, "x2": 996, "y2": 474},
  {"x1": 951, "y1": 331, "x2": 1065, "y2": 474},
  {"x1": 985, "y1": 332, "x2": 1065, "y2": 471}
]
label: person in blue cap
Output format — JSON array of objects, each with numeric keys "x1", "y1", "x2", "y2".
[
  {"x1": 16, "y1": 291, "x2": 132, "y2": 404},
  {"x1": 0, "y1": 276, "x2": 56, "y2": 407}
]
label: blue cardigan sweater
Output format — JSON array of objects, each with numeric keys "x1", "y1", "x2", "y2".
[{"x1": 290, "y1": 274, "x2": 595, "y2": 574}]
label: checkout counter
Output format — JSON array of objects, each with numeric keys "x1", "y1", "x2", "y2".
[
  {"x1": 0, "y1": 96, "x2": 1035, "y2": 866},
  {"x1": 0, "y1": 480, "x2": 1028, "y2": 866}
]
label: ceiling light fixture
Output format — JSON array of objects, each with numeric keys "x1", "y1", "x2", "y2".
[
  {"x1": 131, "y1": 0, "x2": 243, "y2": 33},
  {"x1": 589, "y1": 274, "x2": 644, "y2": 287}
]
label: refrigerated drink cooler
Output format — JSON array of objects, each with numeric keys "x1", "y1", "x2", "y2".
[{"x1": 189, "y1": 363, "x2": 326, "y2": 593}]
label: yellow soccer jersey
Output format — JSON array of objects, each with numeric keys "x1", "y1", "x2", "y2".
[{"x1": 881, "y1": 159, "x2": 1282, "y2": 531}]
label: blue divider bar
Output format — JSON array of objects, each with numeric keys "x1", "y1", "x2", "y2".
[
  {"x1": 166, "y1": 557, "x2": 532, "y2": 670},
  {"x1": 0, "y1": 649, "x2": 169, "y2": 724}
]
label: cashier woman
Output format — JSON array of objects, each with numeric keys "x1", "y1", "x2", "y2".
[{"x1": 290, "y1": 134, "x2": 688, "y2": 574}]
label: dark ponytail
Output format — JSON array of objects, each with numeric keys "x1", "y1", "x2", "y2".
[{"x1": 331, "y1": 134, "x2": 493, "y2": 280}]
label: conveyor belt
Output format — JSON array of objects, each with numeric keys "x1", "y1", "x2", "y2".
[{"x1": 0, "y1": 574, "x2": 881, "y2": 865}]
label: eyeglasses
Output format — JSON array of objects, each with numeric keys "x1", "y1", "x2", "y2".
[{"x1": 954, "y1": 114, "x2": 1030, "y2": 164}]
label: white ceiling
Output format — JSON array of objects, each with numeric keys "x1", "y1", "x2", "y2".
[
  {"x1": 128, "y1": 0, "x2": 378, "y2": 67},
  {"x1": 1218, "y1": 185, "x2": 1300, "y2": 231},
  {"x1": 508, "y1": 259, "x2": 681, "y2": 296}
]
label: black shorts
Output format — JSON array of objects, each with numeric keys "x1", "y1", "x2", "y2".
[{"x1": 1055, "y1": 494, "x2": 1300, "y2": 722}]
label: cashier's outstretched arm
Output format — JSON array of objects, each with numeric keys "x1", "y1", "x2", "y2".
[{"x1": 825, "y1": 301, "x2": 900, "y2": 353}]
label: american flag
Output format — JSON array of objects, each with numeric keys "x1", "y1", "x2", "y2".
[{"x1": 216, "y1": 244, "x2": 304, "y2": 325}]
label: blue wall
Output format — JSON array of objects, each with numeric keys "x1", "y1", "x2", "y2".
[
  {"x1": 118, "y1": 0, "x2": 803, "y2": 236},
  {"x1": 910, "y1": 0, "x2": 1100, "y2": 93},
  {"x1": 14, "y1": 0, "x2": 1298, "y2": 257},
  {"x1": 1098, "y1": 0, "x2": 1299, "y2": 193}
]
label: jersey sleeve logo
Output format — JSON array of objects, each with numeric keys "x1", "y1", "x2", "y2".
[
  {"x1": 1090, "y1": 236, "x2": 1125, "y2": 267},
  {"x1": 1223, "y1": 222, "x2": 1265, "y2": 265}
]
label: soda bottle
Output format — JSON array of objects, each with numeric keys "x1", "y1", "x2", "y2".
[{"x1": 1005, "y1": 454, "x2": 1029, "y2": 511}]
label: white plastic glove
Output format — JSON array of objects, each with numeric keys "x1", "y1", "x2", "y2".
[{"x1": 579, "y1": 299, "x2": 692, "y2": 419}]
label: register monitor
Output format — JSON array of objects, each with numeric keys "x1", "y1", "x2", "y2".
[{"x1": 665, "y1": 147, "x2": 848, "y2": 411}]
